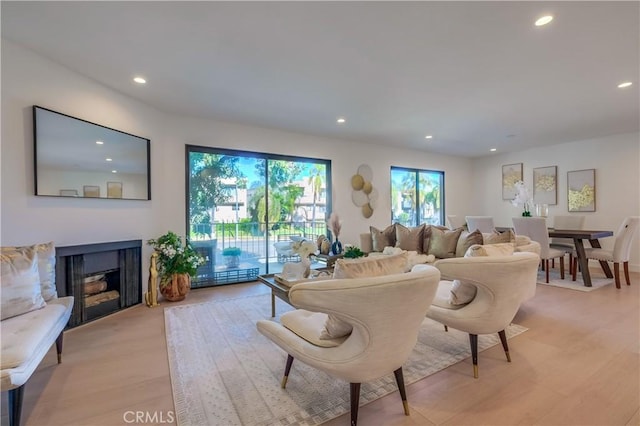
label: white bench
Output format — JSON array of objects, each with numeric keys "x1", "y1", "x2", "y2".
[{"x1": 1, "y1": 296, "x2": 74, "y2": 426}]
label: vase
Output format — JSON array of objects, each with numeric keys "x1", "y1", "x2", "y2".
[
  {"x1": 160, "y1": 273, "x2": 191, "y2": 302},
  {"x1": 331, "y1": 239, "x2": 343, "y2": 255}
]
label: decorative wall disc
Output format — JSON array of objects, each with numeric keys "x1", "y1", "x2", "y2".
[
  {"x1": 352, "y1": 190, "x2": 369, "y2": 207},
  {"x1": 362, "y1": 203, "x2": 373, "y2": 218},
  {"x1": 357, "y1": 164, "x2": 373, "y2": 182},
  {"x1": 351, "y1": 174, "x2": 364, "y2": 190}
]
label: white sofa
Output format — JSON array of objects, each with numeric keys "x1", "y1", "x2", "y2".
[{"x1": 1, "y1": 243, "x2": 74, "y2": 426}]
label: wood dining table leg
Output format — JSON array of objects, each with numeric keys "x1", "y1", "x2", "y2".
[
  {"x1": 588, "y1": 239, "x2": 613, "y2": 278},
  {"x1": 573, "y1": 239, "x2": 593, "y2": 287}
]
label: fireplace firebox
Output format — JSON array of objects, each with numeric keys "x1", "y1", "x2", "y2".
[{"x1": 55, "y1": 240, "x2": 142, "y2": 328}]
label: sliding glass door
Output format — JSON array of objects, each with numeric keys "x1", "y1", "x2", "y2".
[
  {"x1": 391, "y1": 167, "x2": 444, "y2": 227},
  {"x1": 187, "y1": 146, "x2": 331, "y2": 287}
]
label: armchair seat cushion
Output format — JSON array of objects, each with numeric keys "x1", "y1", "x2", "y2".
[
  {"x1": 1, "y1": 296, "x2": 73, "y2": 389},
  {"x1": 280, "y1": 310, "x2": 347, "y2": 348}
]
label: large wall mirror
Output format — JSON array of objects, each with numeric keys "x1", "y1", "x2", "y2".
[{"x1": 34, "y1": 106, "x2": 151, "y2": 200}]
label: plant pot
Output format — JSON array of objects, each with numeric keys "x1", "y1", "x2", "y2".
[
  {"x1": 224, "y1": 255, "x2": 240, "y2": 269},
  {"x1": 160, "y1": 273, "x2": 191, "y2": 302}
]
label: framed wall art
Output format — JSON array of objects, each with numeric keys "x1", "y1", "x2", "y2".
[
  {"x1": 502, "y1": 163, "x2": 523, "y2": 200},
  {"x1": 533, "y1": 166, "x2": 557, "y2": 205},
  {"x1": 59, "y1": 189, "x2": 78, "y2": 197},
  {"x1": 107, "y1": 182, "x2": 123, "y2": 199},
  {"x1": 567, "y1": 169, "x2": 595, "y2": 212},
  {"x1": 83, "y1": 185, "x2": 100, "y2": 198}
]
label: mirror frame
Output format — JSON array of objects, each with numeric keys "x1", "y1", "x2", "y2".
[{"x1": 33, "y1": 105, "x2": 151, "y2": 200}]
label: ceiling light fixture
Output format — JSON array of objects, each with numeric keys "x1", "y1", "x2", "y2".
[
  {"x1": 535, "y1": 15, "x2": 553, "y2": 26},
  {"x1": 133, "y1": 77, "x2": 146, "y2": 84},
  {"x1": 112, "y1": 170, "x2": 118, "y2": 173},
  {"x1": 424, "y1": 135, "x2": 433, "y2": 140},
  {"x1": 96, "y1": 140, "x2": 104, "y2": 145},
  {"x1": 618, "y1": 81, "x2": 633, "y2": 88},
  {"x1": 105, "y1": 158, "x2": 113, "y2": 162},
  {"x1": 490, "y1": 148, "x2": 497, "y2": 152},
  {"x1": 336, "y1": 117, "x2": 346, "y2": 124}
]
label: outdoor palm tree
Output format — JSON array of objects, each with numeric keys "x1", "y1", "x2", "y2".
[{"x1": 307, "y1": 164, "x2": 324, "y2": 226}]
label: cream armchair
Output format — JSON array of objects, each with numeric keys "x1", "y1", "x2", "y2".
[
  {"x1": 422, "y1": 252, "x2": 540, "y2": 378},
  {"x1": 256, "y1": 266, "x2": 441, "y2": 426}
]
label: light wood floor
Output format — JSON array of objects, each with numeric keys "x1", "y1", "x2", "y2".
[{"x1": 3, "y1": 269, "x2": 639, "y2": 426}]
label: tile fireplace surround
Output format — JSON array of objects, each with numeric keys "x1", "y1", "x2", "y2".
[{"x1": 55, "y1": 240, "x2": 142, "y2": 328}]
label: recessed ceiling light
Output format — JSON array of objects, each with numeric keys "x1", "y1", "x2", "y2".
[
  {"x1": 336, "y1": 117, "x2": 346, "y2": 124},
  {"x1": 105, "y1": 158, "x2": 113, "y2": 162},
  {"x1": 112, "y1": 170, "x2": 118, "y2": 173},
  {"x1": 133, "y1": 77, "x2": 146, "y2": 84},
  {"x1": 424, "y1": 135, "x2": 433, "y2": 139},
  {"x1": 96, "y1": 140, "x2": 104, "y2": 145},
  {"x1": 490, "y1": 148, "x2": 497, "y2": 152},
  {"x1": 535, "y1": 15, "x2": 553, "y2": 26},
  {"x1": 618, "y1": 81, "x2": 633, "y2": 88}
]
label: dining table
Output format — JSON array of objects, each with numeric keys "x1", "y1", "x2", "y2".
[
  {"x1": 547, "y1": 229, "x2": 613, "y2": 287},
  {"x1": 496, "y1": 227, "x2": 614, "y2": 287}
]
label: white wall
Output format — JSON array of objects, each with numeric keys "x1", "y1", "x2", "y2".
[
  {"x1": 1, "y1": 39, "x2": 473, "y2": 275},
  {"x1": 472, "y1": 133, "x2": 640, "y2": 270}
]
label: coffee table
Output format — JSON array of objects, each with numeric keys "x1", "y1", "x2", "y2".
[{"x1": 258, "y1": 268, "x2": 332, "y2": 317}]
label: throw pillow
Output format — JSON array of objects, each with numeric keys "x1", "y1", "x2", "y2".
[
  {"x1": 333, "y1": 253, "x2": 408, "y2": 279},
  {"x1": 395, "y1": 223, "x2": 425, "y2": 252},
  {"x1": 428, "y1": 227, "x2": 463, "y2": 258},
  {"x1": 370, "y1": 224, "x2": 396, "y2": 252},
  {"x1": 0, "y1": 246, "x2": 47, "y2": 320},
  {"x1": 455, "y1": 230, "x2": 483, "y2": 258},
  {"x1": 1, "y1": 242, "x2": 57, "y2": 301},
  {"x1": 450, "y1": 280, "x2": 478, "y2": 306},
  {"x1": 465, "y1": 242, "x2": 515, "y2": 257},
  {"x1": 483, "y1": 229, "x2": 516, "y2": 245}
]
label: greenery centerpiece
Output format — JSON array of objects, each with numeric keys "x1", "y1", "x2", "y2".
[
  {"x1": 343, "y1": 246, "x2": 366, "y2": 259},
  {"x1": 147, "y1": 231, "x2": 204, "y2": 301}
]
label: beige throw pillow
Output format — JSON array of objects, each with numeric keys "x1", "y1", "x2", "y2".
[
  {"x1": 483, "y1": 229, "x2": 515, "y2": 245},
  {"x1": 1, "y1": 242, "x2": 57, "y2": 301},
  {"x1": 455, "y1": 230, "x2": 483, "y2": 258},
  {"x1": 1, "y1": 246, "x2": 47, "y2": 320},
  {"x1": 395, "y1": 223, "x2": 425, "y2": 252},
  {"x1": 370, "y1": 224, "x2": 396, "y2": 252},
  {"x1": 332, "y1": 253, "x2": 408, "y2": 279},
  {"x1": 465, "y1": 243, "x2": 515, "y2": 257},
  {"x1": 428, "y1": 227, "x2": 463, "y2": 258}
]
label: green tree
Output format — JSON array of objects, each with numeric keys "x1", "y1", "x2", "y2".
[
  {"x1": 189, "y1": 153, "x2": 241, "y2": 237},
  {"x1": 307, "y1": 164, "x2": 324, "y2": 225}
]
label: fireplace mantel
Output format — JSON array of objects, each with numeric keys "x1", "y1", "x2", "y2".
[{"x1": 56, "y1": 240, "x2": 142, "y2": 328}]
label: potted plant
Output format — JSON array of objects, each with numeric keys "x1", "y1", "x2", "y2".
[
  {"x1": 343, "y1": 246, "x2": 365, "y2": 259},
  {"x1": 147, "y1": 231, "x2": 204, "y2": 301},
  {"x1": 222, "y1": 247, "x2": 242, "y2": 269}
]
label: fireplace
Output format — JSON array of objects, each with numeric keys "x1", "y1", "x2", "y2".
[{"x1": 56, "y1": 240, "x2": 142, "y2": 328}]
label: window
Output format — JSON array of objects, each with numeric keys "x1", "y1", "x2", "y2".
[
  {"x1": 391, "y1": 167, "x2": 444, "y2": 226},
  {"x1": 186, "y1": 146, "x2": 331, "y2": 286}
]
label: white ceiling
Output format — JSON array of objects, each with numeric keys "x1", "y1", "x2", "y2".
[{"x1": 2, "y1": 1, "x2": 638, "y2": 158}]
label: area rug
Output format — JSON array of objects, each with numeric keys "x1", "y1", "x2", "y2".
[
  {"x1": 537, "y1": 268, "x2": 613, "y2": 292},
  {"x1": 164, "y1": 295, "x2": 527, "y2": 426}
]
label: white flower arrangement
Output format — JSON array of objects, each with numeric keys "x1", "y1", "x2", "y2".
[{"x1": 511, "y1": 180, "x2": 533, "y2": 216}]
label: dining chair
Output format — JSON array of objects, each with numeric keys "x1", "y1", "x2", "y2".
[
  {"x1": 550, "y1": 215, "x2": 586, "y2": 274},
  {"x1": 446, "y1": 215, "x2": 467, "y2": 230},
  {"x1": 573, "y1": 216, "x2": 639, "y2": 289},
  {"x1": 512, "y1": 217, "x2": 566, "y2": 283},
  {"x1": 465, "y1": 216, "x2": 495, "y2": 233}
]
